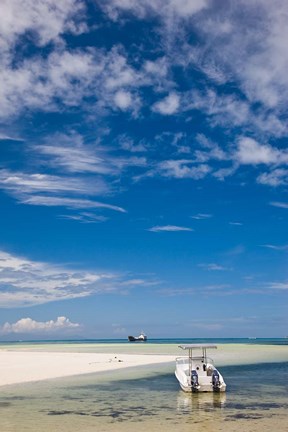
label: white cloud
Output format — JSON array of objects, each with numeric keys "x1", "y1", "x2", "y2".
[
  {"x1": 0, "y1": 168, "x2": 126, "y2": 213},
  {"x1": 0, "y1": 250, "x2": 152, "y2": 308},
  {"x1": 0, "y1": 42, "x2": 151, "y2": 120},
  {"x1": 194, "y1": 134, "x2": 228, "y2": 163},
  {"x1": 148, "y1": 225, "x2": 193, "y2": 232},
  {"x1": 101, "y1": 0, "x2": 288, "y2": 142},
  {"x1": 257, "y1": 169, "x2": 288, "y2": 186},
  {"x1": 183, "y1": 89, "x2": 251, "y2": 128},
  {"x1": 0, "y1": 133, "x2": 24, "y2": 141},
  {"x1": 114, "y1": 90, "x2": 133, "y2": 110},
  {"x1": 262, "y1": 244, "x2": 288, "y2": 251},
  {"x1": 21, "y1": 196, "x2": 126, "y2": 212},
  {"x1": 267, "y1": 282, "x2": 288, "y2": 290},
  {"x1": 198, "y1": 263, "x2": 229, "y2": 271},
  {"x1": 157, "y1": 284, "x2": 231, "y2": 296},
  {"x1": 118, "y1": 135, "x2": 147, "y2": 153},
  {"x1": 191, "y1": 213, "x2": 212, "y2": 220},
  {"x1": 270, "y1": 201, "x2": 288, "y2": 209},
  {"x1": 0, "y1": 169, "x2": 107, "y2": 196},
  {"x1": 152, "y1": 92, "x2": 180, "y2": 115},
  {"x1": 190, "y1": 0, "x2": 288, "y2": 113},
  {"x1": 169, "y1": 0, "x2": 208, "y2": 18},
  {"x1": 0, "y1": 49, "x2": 97, "y2": 118},
  {"x1": 99, "y1": 0, "x2": 208, "y2": 21},
  {"x1": 60, "y1": 213, "x2": 109, "y2": 224},
  {"x1": 34, "y1": 133, "x2": 117, "y2": 175},
  {"x1": 157, "y1": 160, "x2": 211, "y2": 179},
  {"x1": 0, "y1": 0, "x2": 86, "y2": 51},
  {"x1": 236, "y1": 137, "x2": 288, "y2": 165},
  {"x1": 0, "y1": 316, "x2": 80, "y2": 334},
  {"x1": 212, "y1": 166, "x2": 238, "y2": 181}
]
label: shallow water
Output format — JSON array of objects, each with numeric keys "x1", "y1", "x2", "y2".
[{"x1": 1, "y1": 361, "x2": 287, "y2": 432}]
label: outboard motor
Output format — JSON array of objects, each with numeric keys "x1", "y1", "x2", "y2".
[
  {"x1": 212, "y1": 370, "x2": 220, "y2": 391},
  {"x1": 191, "y1": 370, "x2": 200, "y2": 391}
]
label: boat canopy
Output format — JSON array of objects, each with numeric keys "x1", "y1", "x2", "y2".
[
  {"x1": 178, "y1": 344, "x2": 217, "y2": 370},
  {"x1": 178, "y1": 344, "x2": 217, "y2": 350}
]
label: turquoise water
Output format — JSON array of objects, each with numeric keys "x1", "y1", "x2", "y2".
[
  {"x1": 1, "y1": 337, "x2": 288, "y2": 346},
  {"x1": 1, "y1": 360, "x2": 288, "y2": 432}
]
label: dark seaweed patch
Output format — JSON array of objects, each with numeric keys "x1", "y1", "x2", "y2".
[
  {"x1": 0, "y1": 402, "x2": 11, "y2": 407},
  {"x1": 225, "y1": 413, "x2": 264, "y2": 420},
  {"x1": 226, "y1": 401, "x2": 286, "y2": 410},
  {"x1": 45, "y1": 406, "x2": 158, "y2": 421},
  {"x1": 4, "y1": 396, "x2": 28, "y2": 401}
]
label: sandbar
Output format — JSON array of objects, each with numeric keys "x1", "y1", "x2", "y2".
[{"x1": 0, "y1": 343, "x2": 287, "y2": 387}]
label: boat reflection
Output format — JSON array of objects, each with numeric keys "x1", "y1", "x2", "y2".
[{"x1": 177, "y1": 391, "x2": 227, "y2": 413}]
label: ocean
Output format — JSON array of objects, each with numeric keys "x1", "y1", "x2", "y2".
[{"x1": 0, "y1": 339, "x2": 287, "y2": 431}]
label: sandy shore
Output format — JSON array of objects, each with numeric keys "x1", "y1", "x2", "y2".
[
  {"x1": 0, "y1": 351, "x2": 176, "y2": 387},
  {"x1": 0, "y1": 343, "x2": 287, "y2": 387}
]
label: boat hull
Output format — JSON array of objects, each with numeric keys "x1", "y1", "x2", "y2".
[
  {"x1": 128, "y1": 335, "x2": 147, "y2": 342},
  {"x1": 175, "y1": 371, "x2": 226, "y2": 392},
  {"x1": 175, "y1": 357, "x2": 226, "y2": 393}
]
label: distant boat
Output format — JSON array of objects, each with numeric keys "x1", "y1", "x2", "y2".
[
  {"x1": 128, "y1": 331, "x2": 147, "y2": 342},
  {"x1": 175, "y1": 344, "x2": 226, "y2": 392}
]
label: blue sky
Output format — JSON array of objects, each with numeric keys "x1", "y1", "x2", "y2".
[{"x1": 0, "y1": 0, "x2": 287, "y2": 340}]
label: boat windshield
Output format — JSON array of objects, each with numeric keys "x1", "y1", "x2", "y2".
[{"x1": 176, "y1": 356, "x2": 215, "y2": 366}]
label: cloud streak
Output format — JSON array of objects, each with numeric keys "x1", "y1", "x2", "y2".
[
  {"x1": 262, "y1": 244, "x2": 288, "y2": 251},
  {"x1": 148, "y1": 225, "x2": 193, "y2": 232},
  {"x1": 198, "y1": 263, "x2": 229, "y2": 271},
  {"x1": 0, "y1": 250, "x2": 153, "y2": 308}
]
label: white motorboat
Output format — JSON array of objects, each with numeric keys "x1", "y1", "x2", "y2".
[{"x1": 175, "y1": 344, "x2": 226, "y2": 392}]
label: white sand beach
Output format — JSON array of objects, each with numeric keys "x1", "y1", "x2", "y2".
[
  {"x1": 0, "y1": 351, "x2": 175, "y2": 387},
  {"x1": 1, "y1": 343, "x2": 288, "y2": 387}
]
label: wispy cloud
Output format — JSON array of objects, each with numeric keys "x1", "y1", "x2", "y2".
[
  {"x1": 0, "y1": 133, "x2": 24, "y2": 141},
  {"x1": 261, "y1": 244, "x2": 288, "y2": 251},
  {"x1": 191, "y1": 213, "x2": 212, "y2": 220},
  {"x1": 267, "y1": 282, "x2": 288, "y2": 290},
  {"x1": 59, "y1": 213, "x2": 109, "y2": 224},
  {"x1": 229, "y1": 222, "x2": 243, "y2": 226},
  {"x1": 99, "y1": 0, "x2": 208, "y2": 22},
  {"x1": 270, "y1": 201, "x2": 288, "y2": 209},
  {"x1": 35, "y1": 134, "x2": 117, "y2": 175},
  {"x1": 0, "y1": 250, "x2": 152, "y2": 308},
  {"x1": 0, "y1": 169, "x2": 107, "y2": 196},
  {"x1": 0, "y1": 169, "x2": 126, "y2": 213},
  {"x1": 155, "y1": 160, "x2": 211, "y2": 179},
  {"x1": 198, "y1": 263, "x2": 229, "y2": 271},
  {"x1": 157, "y1": 284, "x2": 231, "y2": 296},
  {"x1": 148, "y1": 225, "x2": 194, "y2": 232},
  {"x1": 21, "y1": 196, "x2": 126, "y2": 212},
  {"x1": 257, "y1": 169, "x2": 288, "y2": 186},
  {"x1": 159, "y1": 282, "x2": 288, "y2": 297},
  {"x1": 0, "y1": 316, "x2": 80, "y2": 334}
]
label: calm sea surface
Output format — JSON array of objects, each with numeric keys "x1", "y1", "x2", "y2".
[
  {"x1": 1, "y1": 337, "x2": 288, "y2": 346},
  {"x1": 1, "y1": 339, "x2": 288, "y2": 432}
]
